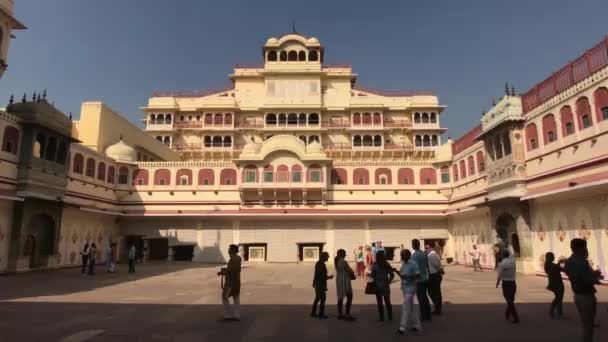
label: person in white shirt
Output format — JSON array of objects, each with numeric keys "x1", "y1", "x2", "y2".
[
  {"x1": 496, "y1": 249, "x2": 519, "y2": 323},
  {"x1": 426, "y1": 243, "x2": 444, "y2": 315},
  {"x1": 469, "y1": 244, "x2": 482, "y2": 272},
  {"x1": 394, "y1": 249, "x2": 422, "y2": 335}
]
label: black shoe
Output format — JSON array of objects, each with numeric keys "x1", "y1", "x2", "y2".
[
  {"x1": 318, "y1": 315, "x2": 328, "y2": 320},
  {"x1": 310, "y1": 312, "x2": 318, "y2": 318},
  {"x1": 396, "y1": 329, "x2": 405, "y2": 336},
  {"x1": 345, "y1": 315, "x2": 356, "y2": 321}
]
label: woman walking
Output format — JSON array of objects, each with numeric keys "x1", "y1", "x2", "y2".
[
  {"x1": 496, "y1": 249, "x2": 519, "y2": 323},
  {"x1": 88, "y1": 243, "x2": 97, "y2": 275},
  {"x1": 371, "y1": 250, "x2": 395, "y2": 321},
  {"x1": 334, "y1": 249, "x2": 356, "y2": 321},
  {"x1": 80, "y1": 242, "x2": 89, "y2": 274},
  {"x1": 544, "y1": 252, "x2": 565, "y2": 318}
]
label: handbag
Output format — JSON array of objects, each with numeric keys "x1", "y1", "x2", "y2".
[{"x1": 365, "y1": 278, "x2": 376, "y2": 295}]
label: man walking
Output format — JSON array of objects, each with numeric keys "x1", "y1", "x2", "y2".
[
  {"x1": 311, "y1": 252, "x2": 333, "y2": 319},
  {"x1": 411, "y1": 239, "x2": 431, "y2": 321},
  {"x1": 395, "y1": 249, "x2": 422, "y2": 335},
  {"x1": 470, "y1": 244, "x2": 482, "y2": 272},
  {"x1": 496, "y1": 249, "x2": 519, "y2": 323},
  {"x1": 218, "y1": 244, "x2": 242, "y2": 321},
  {"x1": 565, "y1": 238, "x2": 602, "y2": 342},
  {"x1": 427, "y1": 243, "x2": 444, "y2": 316},
  {"x1": 128, "y1": 243, "x2": 136, "y2": 273}
]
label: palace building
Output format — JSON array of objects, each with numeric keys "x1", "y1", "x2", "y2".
[{"x1": 0, "y1": 32, "x2": 607, "y2": 278}]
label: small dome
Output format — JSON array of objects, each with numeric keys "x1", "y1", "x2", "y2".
[
  {"x1": 307, "y1": 37, "x2": 320, "y2": 45},
  {"x1": 242, "y1": 142, "x2": 260, "y2": 154},
  {"x1": 266, "y1": 37, "x2": 279, "y2": 45},
  {"x1": 105, "y1": 139, "x2": 137, "y2": 162},
  {"x1": 306, "y1": 141, "x2": 323, "y2": 153}
]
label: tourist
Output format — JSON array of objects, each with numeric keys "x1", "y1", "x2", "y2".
[
  {"x1": 411, "y1": 239, "x2": 431, "y2": 321},
  {"x1": 128, "y1": 243, "x2": 136, "y2": 273},
  {"x1": 496, "y1": 249, "x2": 519, "y2": 323},
  {"x1": 394, "y1": 249, "x2": 422, "y2": 335},
  {"x1": 371, "y1": 250, "x2": 394, "y2": 321},
  {"x1": 311, "y1": 251, "x2": 333, "y2": 319},
  {"x1": 427, "y1": 243, "x2": 444, "y2": 316},
  {"x1": 110, "y1": 242, "x2": 117, "y2": 273},
  {"x1": 105, "y1": 243, "x2": 113, "y2": 273},
  {"x1": 364, "y1": 245, "x2": 373, "y2": 279},
  {"x1": 376, "y1": 241, "x2": 385, "y2": 257},
  {"x1": 564, "y1": 238, "x2": 602, "y2": 342},
  {"x1": 469, "y1": 244, "x2": 482, "y2": 272},
  {"x1": 218, "y1": 244, "x2": 242, "y2": 321},
  {"x1": 355, "y1": 245, "x2": 365, "y2": 277},
  {"x1": 544, "y1": 252, "x2": 564, "y2": 318},
  {"x1": 371, "y1": 242, "x2": 377, "y2": 263},
  {"x1": 334, "y1": 249, "x2": 356, "y2": 321},
  {"x1": 88, "y1": 242, "x2": 97, "y2": 275},
  {"x1": 80, "y1": 242, "x2": 89, "y2": 274}
]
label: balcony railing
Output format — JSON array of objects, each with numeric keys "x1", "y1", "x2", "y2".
[
  {"x1": 384, "y1": 120, "x2": 412, "y2": 128},
  {"x1": 321, "y1": 121, "x2": 351, "y2": 128},
  {"x1": 235, "y1": 121, "x2": 264, "y2": 129},
  {"x1": 173, "y1": 143, "x2": 240, "y2": 151},
  {"x1": 174, "y1": 144, "x2": 201, "y2": 151},
  {"x1": 174, "y1": 122, "x2": 234, "y2": 129}
]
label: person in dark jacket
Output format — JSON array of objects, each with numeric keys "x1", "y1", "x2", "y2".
[
  {"x1": 544, "y1": 252, "x2": 565, "y2": 318},
  {"x1": 311, "y1": 252, "x2": 333, "y2": 319},
  {"x1": 371, "y1": 251, "x2": 395, "y2": 321},
  {"x1": 565, "y1": 239, "x2": 603, "y2": 342},
  {"x1": 80, "y1": 242, "x2": 89, "y2": 274},
  {"x1": 218, "y1": 244, "x2": 242, "y2": 321}
]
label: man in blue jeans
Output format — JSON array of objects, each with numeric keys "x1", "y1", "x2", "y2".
[{"x1": 411, "y1": 239, "x2": 431, "y2": 321}]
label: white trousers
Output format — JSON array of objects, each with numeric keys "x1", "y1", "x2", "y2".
[
  {"x1": 222, "y1": 294, "x2": 240, "y2": 319},
  {"x1": 400, "y1": 291, "x2": 421, "y2": 331}
]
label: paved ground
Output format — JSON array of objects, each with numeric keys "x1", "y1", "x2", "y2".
[{"x1": 0, "y1": 262, "x2": 606, "y2": 342}]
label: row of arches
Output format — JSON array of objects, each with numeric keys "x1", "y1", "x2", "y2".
[
  {"x1": 132, "y1": 168, "x2": 237, "y2": 186},
  {"x1": 353, "y1": 135, "x2": 383, "y2": 147},
  {"x1": 413, "y1": 112, "x2": 438, "y2": 124},
  {"x1": 72, "y1": 153, "x2": 121, "y2": 184},
  {"x1": 149, "y1": 114, "x2": 172, "y2": 125},
  {"x1": 242, "y1": 164, "x2": 322, "y2": 183},
  {"x1": 155, "y1": 136, "x2": 171, "y2": 146},
  {"x1": 266, "y1": 49, "x2": 320, "y2": 62},
  {"x1": 203, "y1": 136, "x2": 232, "y2": 148},
  {"x1": 525, "y1": 88, "x2": 608, "y2": 151},
  {"x1": 352, "y1": 112, "x2": 382, "y2": 125},
  {"x1": 181, "y1": 113, "x2": 233, "y2": 125},
  {"x1": 487, "y1": 131, "x2": 511, "y2": 161},
  {"x1": 414, "y1": 135, "x2": 439, "y2": 147},
  {"x1": 265, "y1": 113, "x2": 319, "y2": 126},
  {"x1": 1, "y1": 125, "x2": 19, "y2": 154},
  {"x1": 33, "y1": 132, "x2": 69, "y2": 165},
  {"x1": 453, "y1": 151, "x2": 485, "y2": 182},
  {"x1": 331, "y1": 167, "x2": 438, "y2": 185}
]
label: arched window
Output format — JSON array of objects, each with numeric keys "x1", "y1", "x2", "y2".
[
  {"x1": 176, "y1": 169, "x2": 192, "y2": 186},
  {"x1": 204, "y1": 113, "x2": 213, "y2": 125},
  {"x1": 476, "y1": 151, "x2": 485, "y2": 172},
  {"x1": 353, "y1": 135, "x2": 362, "y2": 147},
  {"x1": 576, "y1": 97, "x2": 593, "y2": 129},
  {"x1": 204, "y1": 136, "x2": 212, "y2": 148},
  {"x1": 372, "y1": 113, "x2": 381, "y2": 125},
  {"x1": 467, "y1": 156, "x2": 475, "y2": 176},
  {"x1": 223, "y1": 136, "x2": 232, "y2": 147},
  {"x1": 414, "y1": 112, "x2": 421, "y2": 124},
  {"x1": 430, "y1": 113, "x2": 437, "y2": 123},
  {"x1": 279, "y1": 50, "x2": 287, "y2": 61},
  {"x1": 542, "y1": 114, "x2": 557, "y2": 144},
  {"x1": 212, "y1": 136, "x2": 222, "y2": 147},
  {"x1": 431, "y1": 135, "x2": 438, "y2": 146},
  {"x1": 34, "y1": 133, "x2": 46, "y2": 159},
  {"x1": 308, "y1": 50, "x2": 319, "y2": 61},
  {"x1": 353, "y1": 113, "x2": 361, "y2": 125},
  {"x1": 107, "y1": 166, "x2": 115, "y2": 184},
  {"x1": 224, "y1": 113, "x2": 232, "y2": 125},
  {"x1": 263, "y1": 165, "x2": 274, "y2": 183},
  {"x1": 397, "y1": 168, "x2": 414, "y2": 184},
  {"x1": 421, "y1": 112, "x2": 430, "y2": 124},
  {"x1": 308, "y1": 113, "x2": 319, "y2": 125},
  {"x1": 132, "y1": 169, "x2": 149, "y2": 186},
  {"x1": 560, "y1": 105, "x2": 575, "y2": 137},
  {"x1": 45, "y1": 137, "x2": 57, "y2": 161},
  {"x1": 97, "y1": 162, "x2": 106, "y2": 181},
  {"x1": 156, "y1": 114, "x2": 164, "y2": 124},
  {"x1": 525, "y1": 123, "x2": 539, "y2": 151},
  {"x1": 375, "y1": 168, "x2": 392, "y2": 185},
  {"x1": 353, "y1": 168, "x2": 370, "y2": 185},
  {"x1": 459, "y1": 160, "x2": 466, "y2": 179},
  {"x1": 298, "y1": 50, "x2": 306, "y2": 61},
  {"x1": 85, "y1": 158, "x2": 96, "y2": 178},
  {"x1": 299, "y1": 135, "x2": 307, "y2": 144},
  {"x1": 267, "y1": 50, "x2": 277, "y2": 62},
  {"x1": 56, "y1": 141, "x2": 68, "y2": 165},
  {"x1": 198, "y1": 168, "x2": 214, "y2": 185},
  {"x1": 154, "y1": 169, "x2": 171, "y2": 186},
  {"x1": 214, "y1": 113, "x2": 223, "y2": 125},
  {"x1": 2, "y1": 126, "x2": 19, "y2": 154},
  {"x1": 73, "y1": 153, "x2": 84, "y2": 174},
  {"x1": 266, "y1": 113, "x2": 277, "y2": 125},
  {"x1": 149, "y1": 114, "x2": 156, "y2": 124},
  {"x1": 243, "y1": 165, "x2": 258, "y2": 183},
  {"x1": 163, "y1": 136, "x2": 170, "y2": 146},
  {"x1": 308, "y1": 135, "x2": 320, "y2": 144},
  {"x1": 278, "y1": 113, "x2": 287, "y2": 125},
  {"x1": 298, "y1": 113, "x2": 307, "y2": 125},
  {"x1": 291, "y1": 164, "x2": 303, "y2": 182},
  {"x1": 287, "y1": 50, "x2": 298, "y2": 61},
  {"x1": 420, "y1": 168, "x2": 437, "y2": 184},
  {"x1": 331, "y1": 168, "x2": 347, "y2": 185},
  {"x1": 220, "y1": 169, "x2": 237, "y2": 185},
  {"x1": 494, "y1": 135, "x2": 503, "y2": 159},
  {"x1": 118, "y1": 167, "x2": 129, "y2": 185},
  {"x1": 287, "y1": 113, "x2": 298, "y2": 125},
  {"x1": 373, "y1": 135, "x2": 382, "y2": 147},
  {"x1": 440, "y1": 166, "x2": 450, "y2": 183},
  {"x1": 452, "y1": 164, "x2": 459, "y2": 182},
  {"x1": 362, "y1": 135, "x2": 373, "y2": 147},
  {"x1": 164, "y1": 114, "x2": 172, "y2": 124},
  {"x1": 362, "y1": 113, "x2": 372, "y2": 125},
  {"x1": 415, "y1": 135, "x2": 422, "y2": 147},
  {"x1": 156, "y1": 136, "x2": 163, "y2": 142},
  {"x1": 594, "y1": 87, "x2": 608, "y2": 122},
  {"x1": 503, "y1": 132, "x2": 511, "y2": 156},
  {"x1": 276, "y1": 165, "x2": 289, "y2": 183},
  {"x1": 423, "y1": 135, "x2": 430, "y2": 147}
]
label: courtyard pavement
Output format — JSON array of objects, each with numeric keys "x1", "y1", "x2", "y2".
[{"x1": 0, "y1": 262, "x2": 606, "y2": 342}]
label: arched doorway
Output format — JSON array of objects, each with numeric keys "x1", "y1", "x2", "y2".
[
  {"x1": 496, "y1": 214, "x2": 519, "y2": 257},
  {"x1": 25, "y1": 214, "x2": 56, "y2": 269}
]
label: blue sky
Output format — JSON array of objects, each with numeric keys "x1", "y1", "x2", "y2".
[{"x1": 1, "y1": 0, "x2": 607, "y2": 138}]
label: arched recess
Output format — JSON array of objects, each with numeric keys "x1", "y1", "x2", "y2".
[
  {"x1": 467, "y1": 156, "x2": 475, "y2": 176},
  {"x1": 198, "y1": 168, "x2": 214, "y2": 185},
  {"x1": 2, "y1": 126, "x2": 19, "y2": 154},
  {"x1": 107, "y1": 166, "x2": 116, "y2": 183},
  {"x1": 176, "y1": 169, "x2": 193, "y2": 186},
  {"x1": 594, "y1": 87, "x2": 608, "y2": 122},
  {"x1": 374, "y1": 168, "x2": 392, "y2": 184},
  {"x1": 298, "y1": 50, "x2": 306, "y2": 61},
  {"x1": 353, "y1": 113, "x2": 361, "y2": 125},
  {"x1": 97, "y1": 162, "x2": 106, "y2": 181},
  {"x1": 397, "y1": 168, "x2": 414, "y2": 184},
  {"x1": 73, "y1": 153, "x2": 84, "y2": 174},
  {"x1": 420, "y1": 168, "x2": 437, "y2": 184},
  {"x1": 525, "y1": 123, "x2": 539, "y2": 151},
  {"x1": 560, "y1": 106, "x2": 575, "y2": 137},
  {"x1": 154, "y1": 169, "x2": 171, "y2": 186},
  {"x1": 220, "y1": 168, "x2": 236, "y2": 185},
  {"x1": 287, "y1": 50, "x2": 298, "y2": 61},
  {"x1": 132, "y1": 169, "x2": 149, "y2": 186},
  {"x1": 242, "y1": 165, "x2": 258, "y2": 183},
  {"x1": 421, "y1": 113, "x2": 429, "y2": 123},
  {"x1": 85, "y1": 158, "x2": 96, "y2": 178},
  {"x1": 330, "y1": 168, "x2": 347, "y2": 185},
  {"x1": 276, "y1": 164, "x2": 289, "y2": 183},
  {"x1": 542, "y1": 114, "x2": 557, "y2": 144},
  {"x1": 267, "y1": 50, "x2": 277, "y2": 61},
  {"x1": 308, "y1": 50, "x2": 319, "y2": 61},
  {"x1": 476, "y1": 151, "x2": 485, "y2": 172},
  {"x1": 575, "y1": 97, "x2": 593, "y2": 130},
  {"x1": 496, "y1": 214, "x2": 518, "y2": 257},
  {"x1": 24, "y1": 214, "x2": 56, "y2": 269},
  {"x1": 452, "y1": 164, "x2": 459, "y2": 182},
  {"x1": 353, "y1": 168, "x2": 370, "y2": 185},
  {"x1": 459, "y1": 160, "x2": 466, "y2": 179},
  {"x1": 307, "y1": 164, "x2": 323, "y2": 182},
  {"x1": 214, "y1": 113, "x2": 223, "y2": 125},
  {"x1": 353, "y1": 135, "x2": 362, "y2": 147}
]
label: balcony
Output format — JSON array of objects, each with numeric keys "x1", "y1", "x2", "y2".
[
  {"x1": 235, "y1": 121, "x2": 264, "y2": 129},
  {"x1": 321, "y1": 121, "x2": 351, "y2": 129},
  {"x1": 240, "y1": 171, "x2": 325, "y2": 190},
  {"x1": 174, "y1": 122, "x2": 234, "y2": 130},
  {"x1": 384, "y1": 120, "x2": 412, "y2": 128},
  {"x1": 262, "y1": 123, "x2": 323, "y2": 131}
]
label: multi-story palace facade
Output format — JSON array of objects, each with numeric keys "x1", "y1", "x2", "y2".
[{"x1": 0, "y1": 33, "x2": 607, "y2": 278}]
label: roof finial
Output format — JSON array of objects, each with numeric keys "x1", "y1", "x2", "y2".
[
  {"x1": 291, "y1": 20, "x2": 297, "y2": 34},
  {"x1": 69, "y1": 112, "x2": 72, "y2": 120},
  {"x1": 32, "y1": 91, "x2": 37, "y2": 102},
  {"x1": 492, "y1": 97, "x2": 496, "y2": 106},
  {"x1": 9, "y1": 94, "x2": 13, "y2": 105},
  {"x1": 481, "y1": 110, "x2": 485, "y2": 117},
  {"x1": 510, "y1": 84, "x2": 516, "y2": 96},
  {"x1": 22, "y1": 93, "x2": 26, "y2": 103},
  {"x1": 42, "y1": 89, "x2": 47, "y2": 101},
  {"x1": 505, "y1": 82, "x2": 510, "y2": 96}
]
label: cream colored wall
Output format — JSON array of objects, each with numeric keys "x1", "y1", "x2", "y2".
[
  {"x1": 0, "y1": 199, "x2": 15, "y2": 272},
  {"x1": 449, "y1": 141, "x2": 487, "y2": 207},
  {"x1": 447, "y1": 206, "x2": 493, "y2": 267}
]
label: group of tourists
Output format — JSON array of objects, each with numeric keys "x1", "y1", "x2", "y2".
[{"x1": 80, "y1": 242, "x2": 138, "y2": 275}]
